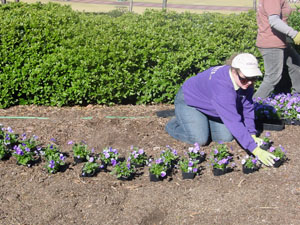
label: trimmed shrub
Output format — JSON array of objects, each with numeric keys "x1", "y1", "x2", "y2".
[
  {"x1": 0, "y1": 3, "x2": 259, "y2": 107},
  {"x1": 288, "y1": 7, "x2": 300, "y2": 53}
]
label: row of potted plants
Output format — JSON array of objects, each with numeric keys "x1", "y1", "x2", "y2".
[
  {"x1": 0, "y1": 125, "x2": 68, "y2": 173},
  {"x1": 0, "y1": 125, "x2": 288, "y2": 181}
]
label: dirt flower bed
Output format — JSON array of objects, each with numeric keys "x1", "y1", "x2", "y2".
[{"x1": 1, "y1": 104, "x2": 300, "y2": 225}]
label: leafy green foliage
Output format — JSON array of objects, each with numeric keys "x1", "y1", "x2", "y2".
[
  {"x1": 178, "y1": 158, "x2": 199, "y2": 173},
  {"x1": 209, "y1": 143, "x2": 232, "y2": 170},
  {"x1": 110, "y1": 161, "x2": 135, "y2": 179},
  {"x1": 0, "y1": 141, "x2": 10, "y2": 159},
  {"x1": 148, "y1": 158, "x2": 168, "y2": 178},
  {"x1": 128, "y1": 147, "x2": 148, "y2": 167},
  {"x1": 81, "y1": 156, "x2": 100, "y2": 176},
  {"x1": 42, "y1": 143, "x2": 66, "y2": 173},
  {"x1": 71, "y1": 141, "x2": 91, "y2": 161},
  {"x1": 0, "y1": 3, "x2": 260, "y2": 107},
  {"x1": 288, "y1": 7, "x2": 300, "y2": 53},
  {"x1": 12, "y1": 143, "x2": 37, "y2": 166}
]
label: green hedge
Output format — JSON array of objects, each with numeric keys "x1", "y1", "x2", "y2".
[
  {"x1": 0, "y1": 2, "x2": 261, "y2": 107},
  {"x1": 288, "y1": 7, "x2": 300, "y2": 53}
]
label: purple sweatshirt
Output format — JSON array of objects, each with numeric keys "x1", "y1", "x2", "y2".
[{"x1": 182, "y1": 65, "x2": 257, "y2": 151}]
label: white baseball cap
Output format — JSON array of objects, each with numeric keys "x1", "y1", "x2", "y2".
[{"x1": 232, "y1": 53, "x2": 262, "y2": 78}]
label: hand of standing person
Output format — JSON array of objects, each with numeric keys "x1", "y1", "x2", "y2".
[{"x1": 293, "y1": 32, "x2": 300, "y2": 45}]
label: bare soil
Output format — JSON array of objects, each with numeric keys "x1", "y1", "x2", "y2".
[{"x1": 0, "y1": 104, "x2": 300, "y2": 225}]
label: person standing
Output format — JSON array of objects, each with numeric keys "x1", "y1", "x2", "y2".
[
  {"x1": 253, "y1": 0, "x2": 300, "y2": 99},
  {"x1": 165, "y1": 53, "x2": 276, "y2": 166}
]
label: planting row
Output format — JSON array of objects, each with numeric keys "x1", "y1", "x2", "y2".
[{"x1": 0, "y1": 125, "x2": 287, "y2": 181}]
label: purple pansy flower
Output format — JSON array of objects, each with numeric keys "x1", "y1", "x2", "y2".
[
  {"x1": 89, "y1": 157, "x2": 94, "y2": 162},
  {"x1": 269, "y1": 146, "x2": 275, "y2": 152},
  {"x1": 111, "y1": 158, "x2": 117, "y2": 166},
  {"x1": 138, "y1": 149, "x2": 144, "y2": 155},
  {"x1": 49, "y1": 160, "x2": 55, "y2": 169},
  {"x1": 160, "y1": 171, "x2": 166, "y2": 177},
  {"x1": 156, "y1": 158, "x2": 163, "y2": 164},
  {"x1": 59, "y1": 154, "x2": 65, "y2": 161}
]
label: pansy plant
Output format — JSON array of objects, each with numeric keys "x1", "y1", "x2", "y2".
[
  {"x1": 148, "y1": 157, "x2": 168, "y2": 178},
  {"x1": 209, "y1": 142, "x2": 233, "y2": 171},
  {"x1": 42, "y1": 141, "x2": 66, "y2": 174},
  {"x1": 262, "y1": 132, "x2": 271, "y2": 145},
  {"x1": 260, "y1": 132, "x2": 272, "y2": 150},
  {"x1": 111, "y1": 160, "x2": 135, "y2": 179},
  {"x1": 12, "y1": 143, "x2": 37, "y2": 166},
  {"x1": 269, "y1": 145, "x2": 287, "y2": 162},
  {"x1": 160, "y1": 145, "x2": 179, "y2": 168},
  {"x1": 0, "y1": 140, "x2": 10, "y2": 160},
  {"x1": 99, "y1": 147, "x2": 119, "y2": 166},
  {"x1": 187, "y1": 142, "x2": 206, "y2": 162},
  {"x1": 241, "y1": 155, "x2": 260, "y2": 169},
  {"x1": 0, "y1": 126, "x2": 19, "y2": 148},
  {"x1": 20, "y1": 133, "x2": 40, "y2": 152},
  {"x1": 128, "y1": 146, "x2": 148, "y2": 167},
  {"x1": 82, "y1": 156, "x2": 100, "y2": 176},
  {"x1": 69, "y1": 141, "x2": 91, "y2": 161},
  {"x1": 179, "y1": 157, "x2": 199, "y2": 173}
]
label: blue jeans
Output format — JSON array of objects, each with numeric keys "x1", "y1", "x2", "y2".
[
  {"x1": 254, "y1": 45, "x2": 300, "y2": 99},
  {"x1": 165, "y1": 88, "x2": 233, "y2": 145}
]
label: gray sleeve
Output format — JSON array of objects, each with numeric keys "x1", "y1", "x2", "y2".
[{"x1": 269, "y1": 14, "x2": 298, "y2": 38}]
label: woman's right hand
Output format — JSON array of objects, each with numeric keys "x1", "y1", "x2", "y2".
[{"x1": 293, "y1": 32, "x2": 300, "y2": 45}]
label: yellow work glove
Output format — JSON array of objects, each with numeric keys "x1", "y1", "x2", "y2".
[
  {"x1": 251, "y1": 134, "x2": 263, "y2": 146},
  {"x1": 293, "y1": 32, "x2": 300, "y2": 45},
  {"x1": 252, "y1": 147, "x2": 276, "y2": 166}
]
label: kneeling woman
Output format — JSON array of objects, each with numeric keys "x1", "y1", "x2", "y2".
[{"x1": 165, "y1": 53, "x2": 275, "y2": 166}]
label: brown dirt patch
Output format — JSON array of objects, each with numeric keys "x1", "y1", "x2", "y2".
[{"x1": 0, "y1": 104, "x2": 300, "y2": 225}]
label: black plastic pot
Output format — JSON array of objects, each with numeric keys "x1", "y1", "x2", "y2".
[
  {"x1": 149, "y1": 173, "x2": 163, "y2": 182},
  {"x1": 80, "y1": 170, "x2": 96, "y2": 177},
  {"x1": 284, "y1": 119, "x2": 300, "y2": 126},
  {"x1": 80, "y1": 165, "x2": 100, "y2": 177},
  {"x1": 273, "y1": 159, "x2": 284, "y2": 168},
  {"x1": 260, "y1": 142, "x2": 271, "y2": 150},
  {"x1": 17, "y1": 160, "x2": 34, "y2": 167},
  {"x1": 255, "y1": 120, "x2": 285, "y2": 131},
  {"x1": 17, "y1": 156, "x2": 41, "y2": 167},
  {"x1": 181, "y1": 172, "x2": 196, "y2": 179},
  {"x1": 242, "y1": 165, "x2": 260, "y2": 174},
  {"x1": 0, "y1": 153, "x2": 10, "y2": 160},
  {"x1": 117, "y1": 174, "x2": 134, "y2": 181},
  {"x1": 132, "y1": 163, "x2": 146, "y2": 168},
  {"x1": 196, "y1": 155, "x2": 206, "y2": 164},
  {"x1": 74, "y1": 156, "x2": 87, "y2": 164},
  {"x1": 212, "y1": 168, "x2": 227, "y2": 176}
]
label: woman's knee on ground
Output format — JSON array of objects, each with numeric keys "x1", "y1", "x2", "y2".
[{"x1": 212, "y1": 132, "x2": 234, "y2": 143}]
